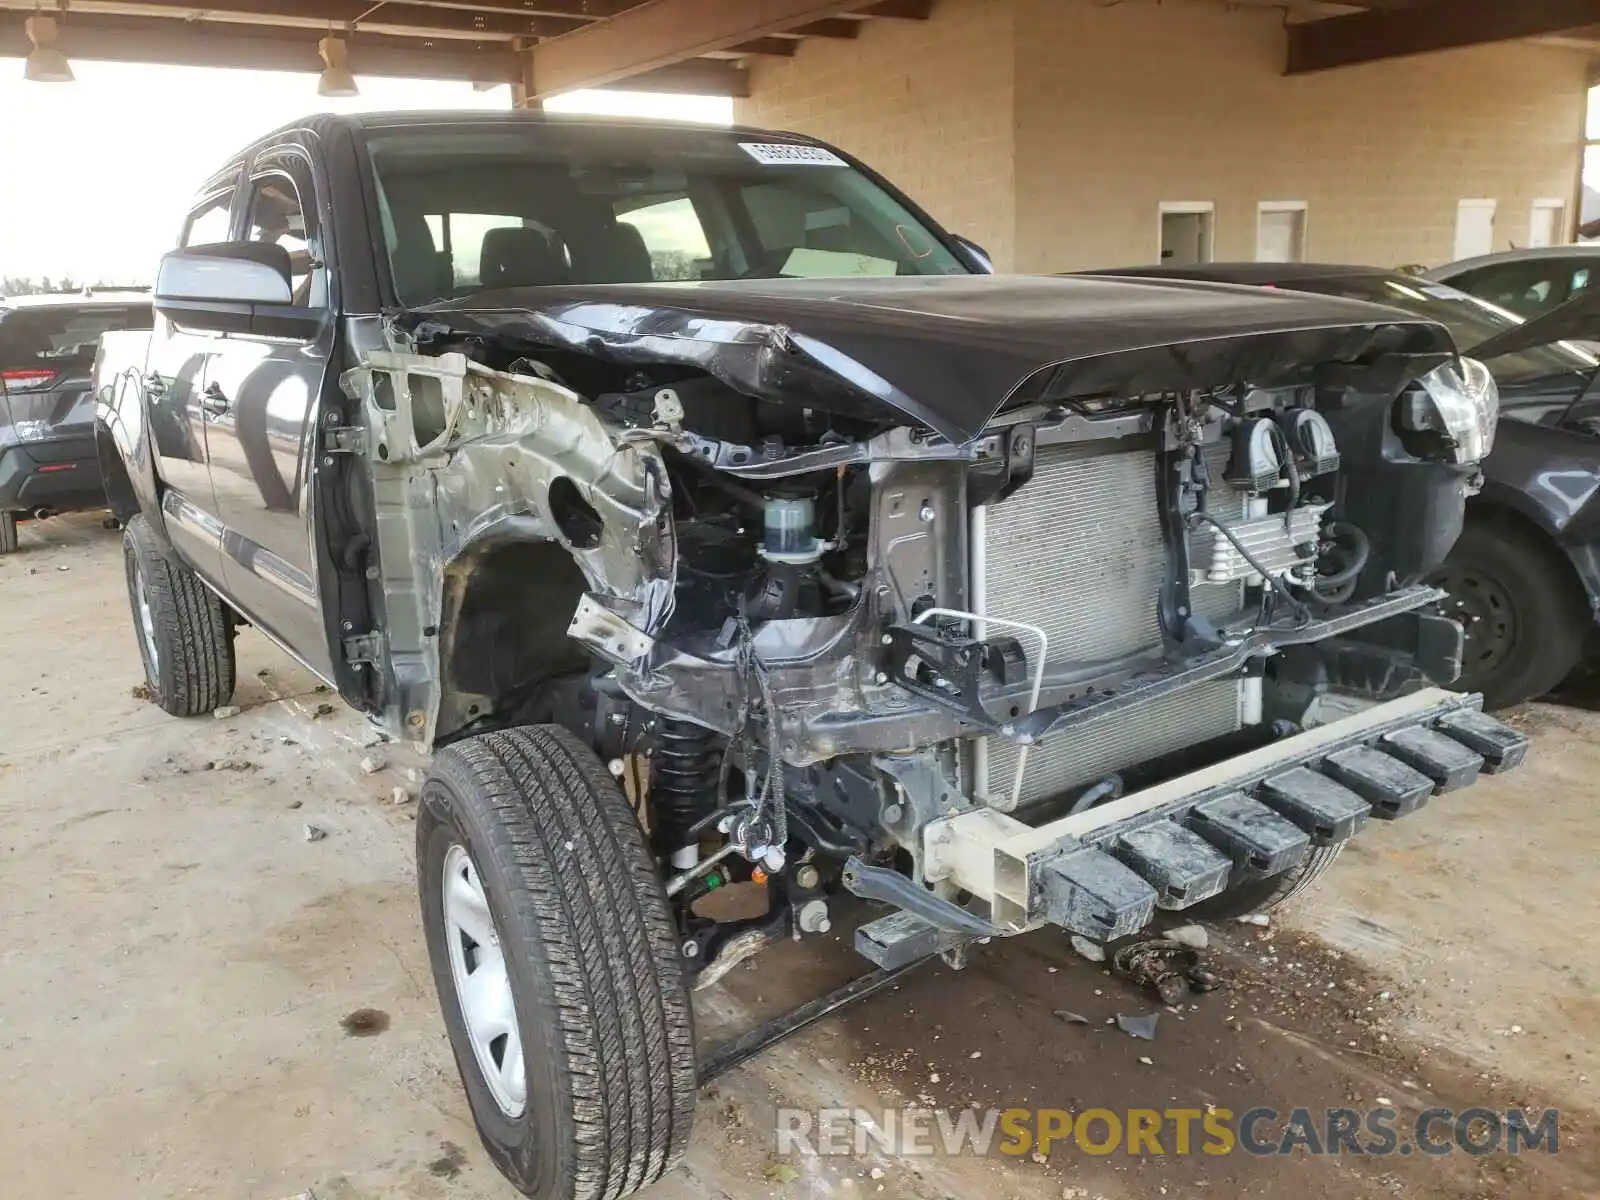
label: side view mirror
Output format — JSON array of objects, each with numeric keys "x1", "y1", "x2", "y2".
[
  {"x1": 951, "y1": 234, "x2": 994, "y2": 274},
  {"x1": 154, "y1": 241, "x2": 324, "y2": 339}
]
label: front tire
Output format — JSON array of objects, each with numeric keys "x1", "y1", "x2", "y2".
[
  {"x1": 122, "y1": 514, "x2": 236, "y2": 715},
  {"x1": 1430, "y1": 519, "x2": 1589, "y2": 710},
  {"x1": 0, "y1": 511, "x2": 17, "y2": 554},
  {"x1": 417, "y1": 725, "x2": 697, "y2": 1200}
]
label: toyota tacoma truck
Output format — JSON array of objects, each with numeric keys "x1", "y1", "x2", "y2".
[{"x1": 96, "y1": 111, "x2": 1525, "y2": 1200}]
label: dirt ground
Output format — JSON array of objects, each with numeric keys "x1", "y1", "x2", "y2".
[{"x1": 1, "y1": 511, "x2": 1595, "y2": 1200}]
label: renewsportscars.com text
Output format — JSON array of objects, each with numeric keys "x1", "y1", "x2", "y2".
[{"x1": 776, "y1": 1105, "x2": 1560, "y2": 1159}]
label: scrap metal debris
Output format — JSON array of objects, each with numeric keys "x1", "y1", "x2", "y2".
[
  {"x1": 1115, "y1": 1012, "x2": 1161, "y2": 1040},
  {"x1": 1165, "y1": 923, "x2": 1209, "y2": 950},
  {"x1": 1112, "y1": 938, "x2": 1221, "y2": 1006},
  {"x1": 1053, "y1": 1009, "x2": 1091, "y2": 1025}
]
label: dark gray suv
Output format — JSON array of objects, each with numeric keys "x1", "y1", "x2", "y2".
[{"x1": 0, "y1": 292, "x2": 151, "y2": 551}]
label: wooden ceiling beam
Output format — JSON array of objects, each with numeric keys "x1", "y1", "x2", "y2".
[
  {"x1": 1287, "y1": 0, "x2": 1600, "y2": 72},
  {"x1": 0, "y1": 11, "x2": 520, "y2": 77},
  {"x1": 523, "y1": 0, "x2": 861, "y2": 96},
  {"x1": 613, "y1": 57, "x2": 750, "y2": 96},
  {"x1": 0, "y1": 0, "x2": 579, "y2": 39},
  {"x1": 847, "y1": 0, "x2": 933, "y2": 19}
]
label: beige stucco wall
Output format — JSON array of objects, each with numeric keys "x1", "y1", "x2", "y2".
[
  {"x1": 738, "y1": 0, "x2": 1589, "y2": 274},
  {"x1": 736, "y1": 1, "x2": 1019, "y2": 268}
]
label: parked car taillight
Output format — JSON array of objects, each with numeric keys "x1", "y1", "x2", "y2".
[{"x1": 1, "y1": 367, "x2": 57, "y2": 392}]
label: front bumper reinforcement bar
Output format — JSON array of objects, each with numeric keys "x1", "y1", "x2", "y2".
[{"x1": 919, "y1": 687, "x2": 1527, "y2": 935}]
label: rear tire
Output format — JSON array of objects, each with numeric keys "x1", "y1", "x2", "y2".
[
  {"x1": 0, "y1": 512, "x2": 17, "y2": 554},
  {"x1": 122, "y1": 514, "x2": 236, "y2": 716},
  {"x1": 1430, "y1": 519, "x2": 1589, "y2": 710},
  {"x1": 417, "y1": 725, "x2": 697, "y2": 1200},
  {"x1": 1183, "y1": 843, "x2": 1344, "y2": 923}
]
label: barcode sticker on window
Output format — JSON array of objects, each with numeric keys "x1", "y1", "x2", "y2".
[{"x1": 738, "y1": 142, "x2": 847, "y2": 167}]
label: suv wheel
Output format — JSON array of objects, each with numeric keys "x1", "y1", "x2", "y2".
[
  {"x1": 0, "y1": 512, "x2": 17, "y2": 554},
  {"x1": 417, "y1": 725, "x2": 697, "y2": 1200},
  {"x1": 1429, "y1": 519, "x2": 1588, "y2": 710},
  {"x1": 122, "y1": 514, "x2": 237, "y2": 715}
]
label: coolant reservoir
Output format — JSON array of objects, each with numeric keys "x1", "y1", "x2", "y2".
[{"x1": 761, "y1": 494, "x2": 821, "y2": 563}]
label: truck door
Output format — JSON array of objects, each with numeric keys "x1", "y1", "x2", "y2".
[
  {"x1": 147, "y1": 189, "x2": 234, "y2": 581},
  {"x1": 202, "y1": 155, "x2": 336, "y2": 681}
]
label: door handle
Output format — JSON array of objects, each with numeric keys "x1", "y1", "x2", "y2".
[
  {"x1": 200, "y1": 383, "x2": 230, "y2": 416},
  {"x1": 143, "y1": 373, "x2": 167, "y2": 399}
]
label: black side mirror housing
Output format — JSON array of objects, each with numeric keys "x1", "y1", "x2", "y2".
[
  {"x1": 154, "y1": 241, "x2": 324, "y2": 339},
  {"x1": 951, "y1": 234, "x2": 995, "y2": 275}
]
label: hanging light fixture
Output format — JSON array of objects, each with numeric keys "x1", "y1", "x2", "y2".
[
  {"x1": 317, "y1": 34, "x2": 358, "y2": 97},
  {"x1": 23, "y1": 14, "x2": 74, "y2": 83}
]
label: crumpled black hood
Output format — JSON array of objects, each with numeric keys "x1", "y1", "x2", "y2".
[{"x1": 411, "y1": 274, "x2": 1455, "y2": 444}]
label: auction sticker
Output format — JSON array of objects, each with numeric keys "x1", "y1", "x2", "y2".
[{"x1": 738, "y1": 142, "x2": 848, "y2": 167}]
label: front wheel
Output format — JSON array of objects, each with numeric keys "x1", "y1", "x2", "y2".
[
  {"x1": 417, "y1": 725, "x2": 697, "y2": 1200},
  {"x1": 0, "y1": 511, "x2": 17, "y2": 554},
  {"x1": 1429, "y1": 519, "x2": 1589, "y2": 710},
  {"x1": 122, "y1": 514, "x2": 236, "y2": 716}
]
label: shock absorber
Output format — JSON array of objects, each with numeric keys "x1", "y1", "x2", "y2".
[{"x1": 652, "y1": 717, "x2": 720, "y2": 869}]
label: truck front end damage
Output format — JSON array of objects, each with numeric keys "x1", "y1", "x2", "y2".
[{"x1": 342, "y1": 276, "x2": 1527, "y2": 978}]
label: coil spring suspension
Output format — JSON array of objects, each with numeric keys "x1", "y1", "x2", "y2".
[{"x1": 652, "y1": 718, "x2": 719, "y2": 863}]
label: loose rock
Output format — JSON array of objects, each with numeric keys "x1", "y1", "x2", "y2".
[
  {"x1": 1069, "y1": 935, "x2": 1107, "y2": 963},
  {"x1": 1166, "y1": 924, "x2": 1209, "y2": 950},
  {"x1": 303, "y1": 823, "x2": 327, "y2": 842},
  {"x1": 212, "y1": 705, "x2": 242, "y2": 719},
  {"x1": 359, "y1": 754, "x2": 385, "y2": 775},
  {"x1": 391, "y1": 786, "x2": 412, "y2": 806}
]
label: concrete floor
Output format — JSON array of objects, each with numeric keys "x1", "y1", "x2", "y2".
[{"x1": 0, "y1": 512, "x2": 1595, "y2": 1200}]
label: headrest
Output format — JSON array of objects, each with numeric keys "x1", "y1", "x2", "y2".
[
  {"x1": 479, "y1": 226, "x2": 568, "y2": 289},
  {"x1": 570, "y1": 220, "x2": 655, "y2": 284}
]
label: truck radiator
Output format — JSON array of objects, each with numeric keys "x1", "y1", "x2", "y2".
[{"x1": 976, "y1": 440, "x2": 1245, "y2": 808}]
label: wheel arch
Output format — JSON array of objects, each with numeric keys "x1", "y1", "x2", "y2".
[
  {"x1": 433, "y1": 529, "x2": 594, "y2": 747},
  {"x1": 1464, "y1": 495, "x2": 1596, "y2": 619}
]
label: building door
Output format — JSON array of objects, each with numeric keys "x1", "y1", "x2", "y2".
[
  {"x1": 1454, "y1": 199, "x2": 1497, "y2": 260},
  {"x1": 1528, "y1": 199, "x2": 1567, "y2": 248},
  {"x1": 1256, "y1": 203, "x2": 1307, "y2": 263},
  {"x1": 1160, "y1": 203, "x2": 1214, "y2": 266}
]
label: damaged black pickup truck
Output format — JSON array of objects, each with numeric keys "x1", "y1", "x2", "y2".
[{"x1": 97, "y1": 111, "x2": 1527, "y2": 1200}]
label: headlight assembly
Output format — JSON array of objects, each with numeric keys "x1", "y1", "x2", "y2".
[{"x1": 1398, "y1": 356, "x2": 1500, "y2": 464}]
